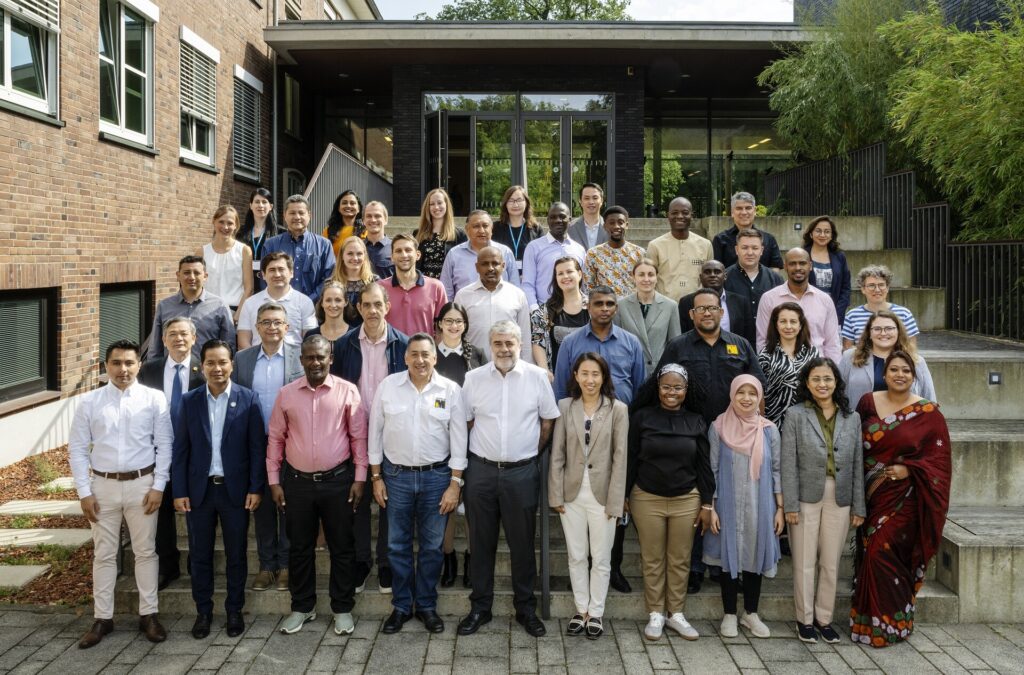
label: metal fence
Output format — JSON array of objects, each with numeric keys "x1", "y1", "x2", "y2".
[
  {"x1": 764, "y1": 142, "x2": 887, "y2": 217},
  {"x1": 947, "y1": 241, "x2": 1024, "y2": 341},
  {"x1": 304, "y1": 144, "x2": 393, "y2": 224}
]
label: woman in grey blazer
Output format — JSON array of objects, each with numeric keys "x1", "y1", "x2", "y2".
[
  {"x1": 614, "y1": 259, "x2": 682, "y2": 377},
  {"x1": 549, "y1": 352, "x2": 628, "y2": 640},
  {"x1": 781, "y1": 357, "x2": 865, "y2": 645}
]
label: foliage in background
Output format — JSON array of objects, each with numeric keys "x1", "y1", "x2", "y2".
[
  {"x1": 881, "y1": 1, "x2": 1024, "y2": 239},
  {"x1": 757, "y1": 0, "x2": 923, "y2": 161},
  {"x1": 419, "y1": 0, "x2": 631, "y2": 21}
]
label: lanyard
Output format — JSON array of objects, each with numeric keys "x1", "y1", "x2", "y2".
[
  {"x1": 508, "y1": 224, "x2": 525, "y2": 257},
  {"x1": 251, "y1": 229, "x2": 266, "y2": 256}
]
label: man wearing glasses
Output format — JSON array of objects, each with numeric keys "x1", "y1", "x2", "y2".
[{"x1": 236, "y1": 252, "x2": 318, "y2": 349}]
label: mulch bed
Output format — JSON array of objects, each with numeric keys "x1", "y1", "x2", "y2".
[
  {"x1": 0, "y1": 446, "x2": 75, "y2": 502},
  {"x1": 0, "y1": 544, "x2": 93, "y2": 607},
  {"x1": 0, "y1": 515, "x2": 91, "y2": 530}
]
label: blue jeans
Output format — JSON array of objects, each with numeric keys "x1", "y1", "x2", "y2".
[{"x1": 383, "y1": 458, "x2": 450, "y2": 613}]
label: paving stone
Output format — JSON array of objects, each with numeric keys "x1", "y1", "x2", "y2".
[
  {"x1": 452, "y1": 656, "x2": 510, "y2": 674},
  {"x1": 0, "y1": 647, "x2": 40, "y2": 670},
  {"x1": 568, "y1": 665, "x2": 625, "y2": 675},
  {"x1": 0, "y1": 500, "x2": 81, "y2": 516},
  {"x1": 942, "y1": 624, "x2": 1001, "y2": 642},
  {"x1": 916, "y1": 624, "x2": 961, "y2": 646},
  {"x1": 510, "y1": 646, "x2": 538, "y2": 673},
  {"x1": 457, "y1": 631, "x2": 509, "y2": 658},
  {"x1": 922, "y1": 651, "x2": 970, "y2": 674},
  {"x1": 225, "y1": 637, "x2": 265, "y2": 663},
  {"x1": 426, "y1": 637, "x2": 455, "y2": 665},
  {"x1": 909, "y1": 630, "x2": 943, "y2": 652},
  {"x1": 726, "y1": 644, "x2": 765, "y2": 669},
  {"x1": 191, "y1": 645, "x2": 232, "y2": 670},
  {"x1": 810, "y1": 653, "x2": 855, "y2": 674},
  {"x1": 610, "y1": 620, "x2": 645, "y2": 653},
  {"x1": 537, "y1": 667, "x2": 567, "y2": 675},
  {"x1": 15, "y1": 625, "x2": 62, "y2": 647},
  {"x1": 671, "y1": 638, "x2": 738, "y2": 674},
  {"x1": 957, "y1": 638, "x2": 1024, "y2": 672},
  {"x1": 8, "y1": 661, "x2": 47, "y2": 675},
  {"x1": 0, "y1": 613, "x2": 53, "y2": 627},
  {"x1": 0, "y1": 529, "x2": 92, "y2": 547},
  {"x1": 537, "y1": 635, "x2": 566, "y2": 665},
  {"x1": 765, "y1": 662, "x2": 826, "y2": 674},
  {"x1": 0, "y1": 565, "x2": 50, "y2": 590},
  {"x1": 308, "y1": 645, "x2": 344, "y2": 672},
  {"x1": 148, "y1": 636, "x2": 211, "y2": 655},
  {"x1": 989, "y1": 624, "x2": 1024, "y2": 648},
  {"x1": 38, "y1": 630, "x2": 133, "y2": 674},
  {"x1": 831, "y1": 644, "x2": 876, "y2": 670},
  {"x1": 859, "y1": 640, "x2": 940, "y2": 673},
  {"x1": 128, "y1": 653, "x2": 199, "y2": 674},
  {"x1": 365, "y1": 632, "x2": 428, "y2": 671},
  {"x1": 249, "y1": 630, "x2": 320, "y2": 672},
  {"x1": 618, "y1": 651, "x2": 654, "y2": 675},
  {"x1": 0, "y1": 629, "x2": 37, "y2": 658},
  {"x1": 750, "y1": 638, "x2": 815, "y2": 662},
  {"x1": 210, "y1": 664, "x2": 249, "y2": 675},
  {"x1": 422, "y1": 666, "x2": 451, "y2": 675},
  {"x1": 241, "y1": 615, "x2": 280, "y2": 639},
  {"x1": 643, "y1": 643, "x2": 679, "y2": 670},
  {"x1": 342, "y1": 637, "x2": 373, "y2": 664},
  {"x1": 19, "y1": 638, "x2": 74, "y2": 663}
]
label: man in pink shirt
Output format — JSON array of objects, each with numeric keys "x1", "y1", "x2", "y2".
[
  {"x1": 379, "y1": 233, "x2": 448, "y2": 337},
  {"x1": 267, "y1": 335, "x2": 368, "y2": 636}
]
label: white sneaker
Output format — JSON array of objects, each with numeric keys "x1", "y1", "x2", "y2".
[
  {"x1": 719, "y1": 613, "x2": 738, "y2": 638},
  {"x1": 740, "y1": 612, "x2": 771, "y2": 638},
  {"x1": 666, "y1": 613, "x2": 699, "y2": 640},
  {"x1": 644, "y1": 612, "x2": 665, "y2": 641}
]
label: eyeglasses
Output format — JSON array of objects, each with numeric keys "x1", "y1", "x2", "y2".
[
  {"x1": 863, "y1": 283, "x2": 887, "y2": 291},
  {"x1": 870, "y1": 326, "x2": 898, "y2": 334},
  {"x1": 257, "y1": 320, "x2": 287, "y2": 328},
  {"x1": 812, "y1": 229, "x2": 832, "y2": 236},
  {"x1": 659, "y1": 384, "x2": 687, "y2": 393},
  {"x1": 441, "y1": 318, "x2": 465, "y2": 326},
  {"x1": 584, "y1": 418, "x2": 592, "y2": 446},
  {"x1": 507, "y1": 198, "x2": 526, "y2": 205},
  {"x1": 692, "y1": 305, "x2": 722, "y2": 314},
  {"x1": 808, "y1": 376, "x2": 836, "y2": 385}
]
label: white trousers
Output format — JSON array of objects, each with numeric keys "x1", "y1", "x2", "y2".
[
  {"x1": 789, "y1": 477, "x2": 850, "y2": 625},
  {"x1": 558, "y1": 471, "x2": 616, "y2": 617},
  {"x1": 90, "y1": 474, "x2": 159, "y2": 619}
]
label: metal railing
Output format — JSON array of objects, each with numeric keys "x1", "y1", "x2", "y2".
[
  {"x1": 947, "y1": 241, "x2": 1024, "y2": 341},
  {"x1": 764, "y1": 142, "x2": 887, "y2": 217},
  {"x1": 304, "y1": 144, "x2": 393, "y2": 223}
]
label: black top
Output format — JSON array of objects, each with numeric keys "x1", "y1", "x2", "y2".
[
  {"x1": 418, "y1": 228, "x2": 468, "y2": 279},
  {"x1": 723, "y1": 263, "x2": 784, "y2": 318},
  {"x1": 678, "y1": 288, "x2": 755, "y2": 346},
  {"x1": 492, "y1": 222, "x2": 544, "y2": 263},
  {"x1": 548, "y1": 308, "x2": 590, "y2": 371},
  {"x1": 712, "y1": 225, "x2": 784, "y2": 270},
  {"x1": 627, "y1": 406, "x2": 714, "y2": 502},
  {"x1": 654, "y1": 329, "x2": 766, "y2": 425},
  {"x1": 435, "y1": 346, "x2": 487, "y2": 387}
]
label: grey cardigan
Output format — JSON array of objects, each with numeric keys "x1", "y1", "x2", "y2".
[
  {"x1": 548, "y1": 396, "x2": 629, "y2": 518},
  {"x1": 838, "y1": 348, "x2": 936, "y2": 410},
  {"x1": 613, "y1": 292, "x2": 682, "y2": 378},
  {"x1": 780, "y1": 402, "x2": 866, "y2": 517},
  {"x1": 232, "y1": 342, "x2": 304, "y2": 389}
]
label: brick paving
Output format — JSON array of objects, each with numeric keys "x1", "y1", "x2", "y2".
[{"x1": 0, "y1": 610, "x2": 1020, "y2": 674}]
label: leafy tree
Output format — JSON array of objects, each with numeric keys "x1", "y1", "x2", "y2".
[
  {"x1": 419, "y1": 0, "x2": 631, "y2": 21},
  {"x1": 881, "y1": 1, "x2": 1024, "y2": 239}
]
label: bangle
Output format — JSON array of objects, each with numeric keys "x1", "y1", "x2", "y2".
[{"x1": 701, "y1": 505, "x2": 713, "y2": 511}]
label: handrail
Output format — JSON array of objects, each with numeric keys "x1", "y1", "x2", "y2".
[{"x1": 303, "y1": 144, "x2": 393, "y2": 228}]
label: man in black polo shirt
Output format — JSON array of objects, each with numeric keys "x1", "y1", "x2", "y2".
[
  {"x1": 712, "y1": 191, "x2": 784, "y2": 271},
  {"x1": 723, "y1": 229, "x2": 783, "y2": 329},
  {"x1": 655, "y1": 287, "x2": 766, "y2": 593}
]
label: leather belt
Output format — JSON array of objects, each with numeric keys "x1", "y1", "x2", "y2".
[
  {"x1": 470, "y1": 454, "x2": 535, "y2": 469},
  {"x1": 92, "y1": 464, "x2": 155, "y2": 481},
  {"x1": 286, "y1": 462, "x2": 350, "y2": 482},
  {"x1": 209, "y1": 476, "x2": 225, "y2": 485},
  {"x1": 390, "y1": 459, "x2": 449, "y2": 472}
]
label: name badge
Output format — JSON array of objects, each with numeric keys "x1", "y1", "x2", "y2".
[
  {"x1": 516, "y1": 260, "x2": 524, "y2": 272},
  {"x1": 252, "y1": 261, "x2": 261, "y2": 272},
  {"x1": 434, "y1": 398, "x2": 446, "y2": 409},
  {"x1": 726, "y1": 344, "x2": 739, "y2": 355}
]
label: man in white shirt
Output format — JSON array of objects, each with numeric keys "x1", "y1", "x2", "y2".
[
  {"x1": 369, "y1": 333, "x2": 467, "y2": 635},
  {"x1": 237, "y1": 251, "x2": 318, "y2": 349},
  {"x1": 456, "y1": 321, "x2": 560, "y2": 638},
  {"x1": 453, "y1": 246, "x2": 532, "y2": 362},
  {"x1": 70, "y1": 339, "x2": 173, "y2": 649}
]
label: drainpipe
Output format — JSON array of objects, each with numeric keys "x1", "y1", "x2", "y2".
[{"x1": 271, "y1": 0, "x2": 279, "y2": 208}]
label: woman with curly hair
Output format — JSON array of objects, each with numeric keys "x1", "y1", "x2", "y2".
[{"x1": 324, "y1": 189, "x2": 364, "y2": 261}]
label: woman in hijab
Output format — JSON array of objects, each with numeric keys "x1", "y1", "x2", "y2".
[{"x1": 703, "y1": 374, "x2": 783, "y2": 640}]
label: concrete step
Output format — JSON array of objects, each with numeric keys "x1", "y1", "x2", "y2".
[
  {"x1": 701, "y1": 216, "x2": 885, "y2": 252},
  {"x1": 0, "y1": 528, "x2": 91, "y2": 548},
  {"x1": 885, "y1": 287, "x2": 946, "y2": 331},
  {"x1": 116, "y1": 571, "x2": 957, "y2": 622},
  {"x1": 0, "y1": 500, "x2": 83, "y2": 517},
  {"x1": 948, "y1": 420, "x2": 1024, "y2": 507},
  {"x1": 918, "y1": 332, "x2": 1024, "y2": 420},
  {"x1": 0, "y1": 564, "x2": 50, "y2": 590}
]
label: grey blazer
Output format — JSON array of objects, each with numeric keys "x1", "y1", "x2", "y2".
[
  {"x1": 780, "y1": 402, "x2": 865, "y2": 518},
  {"x1": 613, "y1": 292, "x2": 682, "y2": 378},
  {"x1": 548, "y1": 396, "x2": 629, "y2": 518},
  {"x1": 231, "y1": 342, "x2": 304, "y2": 389},
  {"x1": 569, "y1": 216, "x2": 608, "y2": 252}
]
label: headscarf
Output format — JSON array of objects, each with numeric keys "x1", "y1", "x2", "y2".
[
  {"x1": 713, "y1": 374, "x2": 775, "y2": 481},
  {"x1": 657, "y1": 363, "x2": 689, "y2": 382}
]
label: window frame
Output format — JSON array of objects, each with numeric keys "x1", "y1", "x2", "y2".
[
  {"x1": 0, "y1": 288, "x2": 58, "y2": 404},
  {"x1": 98, "y1": 0, "x2": 158, "y2": 147},
  {"x1": 0, "y1": 7, "x2": 59, "y2": 116},
  {"x1": 179, "y1": 25, "x2": 219, "y2": 166},
  {"x1": 284, "y1": 72, "x2": 300, "y2": 139},
  {"x1": 98, "y1": 281, "x2": 152, "y2": 374},
  {"x1": 232, "y1": 65, "x2": 262, "y2": 181}
]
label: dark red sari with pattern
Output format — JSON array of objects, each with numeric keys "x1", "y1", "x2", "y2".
[{"x1": 850, "y1": 394, "x2": 951, "y2": 648}]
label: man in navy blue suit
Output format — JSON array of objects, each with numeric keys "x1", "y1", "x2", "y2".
[{"x1": 172, "y1": 339, "x2": 267, "y2": 640}]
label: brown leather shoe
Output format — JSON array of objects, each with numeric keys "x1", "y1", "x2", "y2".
[
  {"x1": 251, "y1": 569, "x2": 275, "y2": 591},
  {"x1": 78, "y1": 618, "x2": 114, "y2": 649},
  {"x1": 139, "y1": 613, "x2": 167, "y2": 643},
  {"x1": 276, "y1": 569, "x2": 289, "y2": 591}
]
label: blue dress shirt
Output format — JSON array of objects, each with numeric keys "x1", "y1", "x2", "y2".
[
  {"x1": 251, "y1": 347, "x2": 285, "y2": 432},
  {"x1": 553, "y1": 323, "x2": 647, "y2": 405},
  {"x1": 262, "y1": 231, "x2": 336, "y2": 303},
  {"x1": 521, "y1": 234, "x2": 588, "y2": 308},
  {"x1": 439, "y1": 240, "x2": 521, "y2": 299},
  {"x1": 206, "y1": 383, "x2": 231, "y2": 476}
]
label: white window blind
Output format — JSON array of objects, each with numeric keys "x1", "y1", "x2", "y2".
[
  {"x1": 0, "y1": 0, "x2": 60, "y2": 31},
  {"x1": 232, "y1": 77, "x2": 260, "y2": 178},
  {"x1": 180, "y1": 41, "x2": 217, "y2": 124}
]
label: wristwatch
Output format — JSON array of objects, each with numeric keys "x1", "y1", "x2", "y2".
[{"x1": 450, "y1": 476, "x2": 465, "y2": 487}]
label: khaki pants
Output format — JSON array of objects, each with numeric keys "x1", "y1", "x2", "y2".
[
  {"x1": 631, "y1": 486, "x2": 700, "y2": 615},
  {"x1": 789, "y1": 477, "x2": 850, "y2": 624},
  {"x1": 91, "y1": 474, "x2": 159, "y2": 619}
]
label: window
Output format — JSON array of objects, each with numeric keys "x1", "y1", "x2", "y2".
[
  {"x1": 179, "y1": 26, "x2": 219, "y2": 165},
  {"x1": 284, "y1": 0, "x2": 300, "y2": 20},
  {"x1": 0, "y1": 289, "x2": 57, "y2": 402},
  {"x1": 232, "y1": 66, "x2": 262, "y2": 180},
  {"x1": 284, "y1": 72, "x2": 300, "y2": 138},
  {"x1": 99, "y1": 283, "x2": 150, "y2": 369},
  {"x1": 0, "y1": 1, "x2": 60, "y2": 116},
  {"x1": 99, "y1": 0, "x2": 158, "y2": 145},
  {"x1": 283, "y1": 168, "x2": 306, "y2": 196}
]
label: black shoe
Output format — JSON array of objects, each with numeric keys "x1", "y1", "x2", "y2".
[
  {"x1": 457, "y1": 610, "x2": 492, "y2": 635},
  {"x1": 567, "y1": 614, "x2": 586, "y2": 636},
  {"x1": 609, "y1": 569, "x2": 632, "y2": 593},
  {"x1": 226, "y1": 612, "x2": 245, "y2": 638},
  {"x1": 516, "y1": 613, "x2": 547, "y2": 637},
  {"x1": 708, "y1": 567, "x2": 722, "y2": 584},
  {"x1": 440, "y1": 552, "x2": 457, "y2": 587},
  {"x1": 687, "y1": 571, "x2": 704, "y2": 594},
  {"x1": 462, "y1": 552, "x2": 471, "y2": 589},
  {"x1": 382, "y1": 609, "x2": 412, "y2": 634},
  {"x1": 780, "y1": 533, "x2": 792, "y2": 557},
  {"x1": 378, "y1": 566, "x2": 393, "y2": 594},
  {"x1": 814, "y1": 621, "x2": 842, "y2": 644},
  {"x1": 191, "y1": 614, "x2": 212, "y2": 640},
  {"x1": 797, "y1": 622, "x2": 818, "y2": 643},
  {"x1": 354, "y1": 561, "x2": 371, "y2": 594},
  {"x1": 157, "y1": 569, "x2": 180, "y2": 591},
  {"x1": 585, "y1": 616, "x2": 604, "y2": 640},
  {"x1": 416, "y1": 609, "x2": 445, "y2": 633}
]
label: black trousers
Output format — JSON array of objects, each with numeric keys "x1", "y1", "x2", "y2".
[
  {"x1": 609, "y1": 518, "x2": 637, "y2": 573},
  {"x1": 155, "y1": 481, "x2": 180, "y2": 576},
  {"x1": 283, "y1": 467, "x2": 356, "y2": 614},
  {"x1": 721, "y1": 572, "x2": 763, "y2": 614},
  {"x1": 464, "y1": 455, "x2": 538, "y2": 616},
  {"x1": 354, "y1": 487, "x2": 389, "y2": 568},
  {"x1": 186, "y1": 483, "x2": 249, "y2": 616}
]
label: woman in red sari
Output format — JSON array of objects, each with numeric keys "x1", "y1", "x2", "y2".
[{"x1": 850, "y1": 350, "x2": 951, "y2": 647}]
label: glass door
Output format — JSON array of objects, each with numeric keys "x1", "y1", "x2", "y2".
[
  {"x1": 424, "y1": 111, "x2": 447, "y2": 192},
  {"x1": 570, "y1": 118, "x2": 609, "y2": 206},
  {"x1": 473, "y1": 117, "x2": 514, "y2": 214},
  {"x1": 521, "y1": 115, "x2": 611, "y2": 214},
  {"x1": 523, "y1": 118, "x2": 561, "y2": 215}
]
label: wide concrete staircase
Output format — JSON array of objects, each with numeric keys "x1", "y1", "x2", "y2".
[{"x1": 116, "y1": 216, "x2": 1023, "y2": 622}]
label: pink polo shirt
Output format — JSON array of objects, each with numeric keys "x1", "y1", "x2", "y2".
[{"x1": 379, "y1": 274, "x2": 448, "y2": 337}]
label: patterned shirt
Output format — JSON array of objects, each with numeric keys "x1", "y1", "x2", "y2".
[
  {"x1": 757, "y1": 343, "x2": 820, "y2": 428},
  {"x1": 584, "y1": 241, "x2": 646, "y2": 297}
]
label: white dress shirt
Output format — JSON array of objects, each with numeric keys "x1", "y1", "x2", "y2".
[
  {"x1": 237, "y1": 287, "x2": 318, "y2": 347},
  {"x1": 162, "y1": 354, "x2": 191, "y2": 403},
  {"x1": 368, "y1": 370, "x2": 468, "y2": 470},
  {"x1": 453, "y1": 280, "x2": 532, "y2": 362},
  {"x1": 460, "y1": 360, "x2": 560, "y2": 463},
  {"x1": 69, "y1": 382, "x2": 174, "y2": 499}
]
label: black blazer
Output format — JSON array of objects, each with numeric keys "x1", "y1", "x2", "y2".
[
  {"x1": 678, "y1": 290, "x2": 754, "y2": 346},
  {"x1": 138, "y1": 356, "x2": 205, "y2": 395}
]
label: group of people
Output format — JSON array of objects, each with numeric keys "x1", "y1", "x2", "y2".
[{"x1": 68, "y1": 183, "x2": 951, "y2": 652}]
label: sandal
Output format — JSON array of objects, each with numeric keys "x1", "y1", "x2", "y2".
[
  {"x1": 585, "y1": 616, "x2": 604, "y2": 640},
  {"x1": 567, "y1": 614, "x2": 587, "y2": 636}
]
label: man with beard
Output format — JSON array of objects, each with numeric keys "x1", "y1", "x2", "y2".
[
  {"x1": 679, "y1": 260, "x2": 754, "y2": 345},
  {"x1": 454, "y1": 246, "x2": 532, "y2": 362},
  {"x1": 646, "y1": 197, "x2": 713, "y2": 302},
  {"x1": 521, "y1": 202, "x2": 587, "y2": 310}
]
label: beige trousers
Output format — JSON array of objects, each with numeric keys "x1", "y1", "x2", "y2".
[
  {"x1": 91, "y1": 474, "x2": 159, "y2": 619},
  {"x1": 559, "y1": 471, "x2": 617, "y2": 617},
  {"x1": 789, "y1": 476, "x2": 850, "y2": 624},
  {"x1": 631, "y1": 486, "x2": 701, "y2": 615}
]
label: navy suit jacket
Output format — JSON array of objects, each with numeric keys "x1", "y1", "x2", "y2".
[
  {"x1": 171, "y1": 384, "x2": 267, "y2": 508},
  {"x1": 332, "y1": 324, "x2": 409, "y2": 384},
  {"x1": 805, "y1": 247, "x2": 851, "y2": 324}
]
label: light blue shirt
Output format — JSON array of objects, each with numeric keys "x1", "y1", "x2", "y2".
[
  {"x1": 553, "y1": 323, "x2": 647, "y2": 405},
  {"x1": 206, "y1": 382, "x2": 231, "y2": 477},
  {"x1": 521, "y1": 233, "x2": 588, "y2": 309},
  {"x1": 439, "y1": 240, "x2": 521, "y2": 299},
  {"x1": 251, "y1": 346, "x2": 285, "y2": 432}
]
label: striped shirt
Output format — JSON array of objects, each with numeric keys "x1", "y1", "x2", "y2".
[{"x1": 841, "y1": 303, "x2": 919, "y2": 342}]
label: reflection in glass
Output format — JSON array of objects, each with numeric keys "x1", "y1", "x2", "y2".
[
  {"x1": 644, "y1": 124, "x2": 709, "y2": 217},
  {"x1": 475, "y1": 119, "x2": 513, "y2": 213},
  {"x1": 522, "y1": 93, "x2": 612, "y2": 112},
  {"x1": 124, "y1": 9, "x2": 145, "y2": 71},
  {"x1": 99, "y1": 1, "x2": 119, "y2": 123},
  {"x1": 524, "y1": 119, "x2": 560, "y2": 216},
  {"x1": 125, "y1": 70, "x2": 145, "y2": 134},
  {"x1": 10, "y1": 18, "x2": 45, "y2": 98},
  {"x1": 425, "y1": 93, "x2": 516, "y2": 113},
  {"x1": 571, "y1": 120, "x2": 608, "y2": 211}
]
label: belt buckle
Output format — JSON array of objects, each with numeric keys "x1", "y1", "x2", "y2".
[{"x1": 312, "y1": 471, "x2": 324, "y2": 482}]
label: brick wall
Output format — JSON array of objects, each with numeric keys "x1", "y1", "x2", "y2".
[
  {"x1": 0, "y1": 0, "x2": 298, "y2": 401},
  {"x1": 392, "y1": 64, "x2": 645, "y2": 217}
]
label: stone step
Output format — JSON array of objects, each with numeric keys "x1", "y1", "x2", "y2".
[
  {"x1": 948, "y1": 420, "x2": 1024, "y2": 507},
  {"x1": 0, "y1": 564, "x2": 50, "y2": 590},
  {"x1": 115, "y1": 572, "x2": 957, "y2": 622},
  {"x1": 919, "y1": 333, "x2": 1024, "y2": 420},
  {"x1": 0, "y1": 528, "x2": 92, "y2": 548},
  {"x1": 0, "y1": 500, "x2": 83, "y2": 517},
  {"x1": 885, "y1": 287, "x2": 946, "y2": 332}
]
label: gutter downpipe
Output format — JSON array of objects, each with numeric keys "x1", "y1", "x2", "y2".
[{"x1": 271, "y1": 0, "x2": 279, "y2": 208}]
